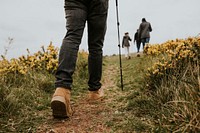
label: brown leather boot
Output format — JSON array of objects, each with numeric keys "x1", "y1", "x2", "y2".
[
  {"x1": 88, "y1": 88, "x2": 104, "y2": 101},
  {"x1": 51, "y1": 87, "x2": 72, "y2": 118}
]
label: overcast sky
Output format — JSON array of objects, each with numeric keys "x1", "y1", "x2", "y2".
[{"x1": 0, "y1": 0, "x2": 200, "y2": 59}]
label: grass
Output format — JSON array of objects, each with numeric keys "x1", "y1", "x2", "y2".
[
  {"x1": 105, "y1": 53, "x2": 200, "y2": 132},
  {"x1": 151, "y1": 61, "x2": 200, "y2": 132},
  {"x1": 0, "y1": 71, "x2": 53, "y2": 132},
  {"x1": 0, "y1": 51, "x2": 199, "y2": 132},
  {"x1": 0, "y1": 55, "x2": 88, "y2": 132},
  {"x1": 107, "y1": 54, "x2": 154, "y2": 132}
]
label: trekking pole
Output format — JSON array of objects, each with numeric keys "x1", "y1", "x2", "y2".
[{"x1": 115, "y1": 0, "x2": 123, "y2": 91}]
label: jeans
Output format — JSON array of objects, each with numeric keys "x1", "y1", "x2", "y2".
[
  {"x1": 55, "y1": 0, "x2": 108, "y2": 91},
  {"x1": 136, "y1": 41, "x2": 141, "y2": 53},
  {"x1": 141, "y1": 38, "x2": 150, "y2": 49}
]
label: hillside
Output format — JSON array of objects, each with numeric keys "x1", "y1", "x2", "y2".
[{"x1": 0, "y1": 37, "x2": 199, "y2": 132}]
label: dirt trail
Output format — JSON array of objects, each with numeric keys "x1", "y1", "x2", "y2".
[{"x1": 38, "y1": 64, "x2": 120, "y2": 133}]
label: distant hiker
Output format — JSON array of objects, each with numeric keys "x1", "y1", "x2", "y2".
[
  {"x1": 122, "y1": 32, "x2": 132, "y2": 59},
  {"x1": 138, "y1": 18, "x2": 152, "y2": 49},
  {"x1": 134, "y1": 29, "x2": 141, "y2": 53},
  {"x1": 51, "y1": 0, "x2": 108, "y2": 118}
]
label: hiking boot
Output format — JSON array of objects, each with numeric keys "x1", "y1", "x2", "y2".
[
  {"x1": 51, "y1": 87, "x2": 72, "y2": 118},
  {"x1": 88, "y1": 88, "x2": 104, "y2": 101}
]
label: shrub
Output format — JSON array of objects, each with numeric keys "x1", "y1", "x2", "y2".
[{"x1": 144, "y1": 37, "x2": 200, "y2": 132}]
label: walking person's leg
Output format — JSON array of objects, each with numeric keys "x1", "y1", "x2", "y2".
[
  {"x1": 127, "y1": 46, "x2": 130, "y2": 59},
  {"x1": 136, "y1": 41, "x2": 141, "y2": 53},
  {"x1": 141, "y1": 38, "x2": 146, "y2": 50},
  {"x1": 124, "y1": 47, "x2": 128, "y2": 58},
  {"x1": 146, "y1": 38, "x2": 150, "y2": 43},
  {"x1": 145, "y1": 38, "x2": 150, "y2": 48},
  {"x1": 142, "y1": 38, "x2": 150, "y2": 50},
  {"x1": 52, "y1": 0, "x2": 87, "y2": 118},
  {"x1": 87, "y1": 0, "x2": 108, "y2": 99}
]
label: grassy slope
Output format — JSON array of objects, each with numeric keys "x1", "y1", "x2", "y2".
[
  {"x1": 107, "y1": 53, "x2": 155, "y2": 132},
  {"x1": 0, "y1": 53, "x2": 149, "y2": 132},
  {"x1": 0, "y1": 53, "x2": 199, "y2": 132}
]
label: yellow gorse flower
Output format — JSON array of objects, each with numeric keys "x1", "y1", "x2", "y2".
[
  {"x1": 0, "y1": 42, "x2": 88, "y2": 75},
  {"x1": 144, "y1": 37, "x2": 200, "y2": 77}
]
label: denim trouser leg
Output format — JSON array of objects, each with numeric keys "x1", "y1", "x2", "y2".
[
  {"x1": 136, "y1": 41, "x2": 141, "y2": 52},
  {"x1": 141, "y1": 38, "x2": 150, "y2": 49},
  {"x1": 55, "y1": 2, "x2": 87, "y2": 89},
  {"x1": 87, "y1": 0, "x2": 108, "y2": 91},
  {"x1": 55, "y1": 0, "x2": 108, "y2": 91}
]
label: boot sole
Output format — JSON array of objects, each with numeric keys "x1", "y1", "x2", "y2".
[{"x1": 51, "y1": 96, "x2": 68, "y2": 118}]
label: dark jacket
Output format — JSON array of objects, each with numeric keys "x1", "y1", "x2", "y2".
[
  {"x1": 134, "y1": 31, "x2": 140, "y2": 43},
  {"x1": 138, "y1": 21, "x2": 152, "y2": 39},
  {"x1": 122, "y1": 35, "x2": 132, "y2": 47}
]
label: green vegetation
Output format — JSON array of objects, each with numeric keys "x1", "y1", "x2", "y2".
[
  {"x1": 0, "y1": 45, "x2": 88, "y2": 132},
  {"x1": 0, "y1": 37, "x2": 199, "y2": 132}
]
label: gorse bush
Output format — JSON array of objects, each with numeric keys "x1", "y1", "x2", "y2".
[
  {"x1": 143, "y1": 37, "x2": 200, "y2": 132},
  {"x1": 0, "y1": 42, "x2": 89, "y2": 77},
  {"x1": 0, "y1": 43, "x2": 88, "y2": 132},
  {"x1": 0, "y1": 42, "x2": 59, "y2": 75},
  {"x1": 145, "y1": 37, "x2": 200, "y2": 85}
]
